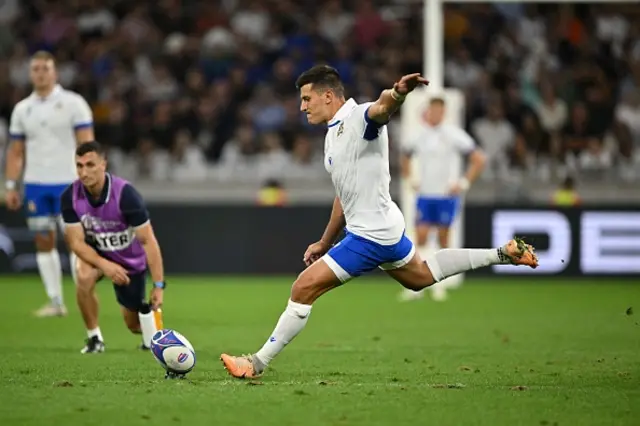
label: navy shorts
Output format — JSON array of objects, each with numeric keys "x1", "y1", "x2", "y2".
[
  {"x1": 99, "y1": 271, "x2": 147, "y2": 311},
  {"x1": 416, "y1": 196, "x2": 460, "y2": 227},
  {"x1": 323, "y1": 231, "x2": 415, "y2": 283}
]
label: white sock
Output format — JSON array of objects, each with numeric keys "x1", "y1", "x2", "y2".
[
  {"x1": 138, "y1": 307, "x2": 158, "y2": 348},
  {"x1": 37, "y1": 250, "x2": 64, "y2": 306},
  {"x1": 69, "y1": 252, "x2": 78, "y2": 285},
  {"x1": 426, "y1": 248, "x2": 506, "y2": 282},
  {"x1": 254, "y1": 299, "x2": 312, "y2": 370},
  {"x1": 87, "y1": 327, "x2": 104, "y2": 342}
]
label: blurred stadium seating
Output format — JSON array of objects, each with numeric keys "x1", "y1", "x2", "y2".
[{"x1": 0, "y1": 0, "x2": 639, "y2": 204}]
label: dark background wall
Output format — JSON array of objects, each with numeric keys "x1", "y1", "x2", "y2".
[{"x1": 0, "y1": 204, "x2": 638, "y2": 277}]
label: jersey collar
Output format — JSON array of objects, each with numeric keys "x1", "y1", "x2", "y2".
[
  {"x1": 31, "y1": 84, "x2": 63, "y2": 101},
  {"x1": 327, "y1": 98, "x2": 357, "y2": 128}
]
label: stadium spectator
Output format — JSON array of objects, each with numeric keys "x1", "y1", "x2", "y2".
[{"x1": 1, "y1": 1, "x2": 638, "y2": 187}]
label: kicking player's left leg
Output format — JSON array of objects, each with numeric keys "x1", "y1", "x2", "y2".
[
  {"x1": 386, "y1": 236, "x2": 539, "y2": 291},
  {"x1": 221, "y1": 233, "x2": 375, "y2": 379}
]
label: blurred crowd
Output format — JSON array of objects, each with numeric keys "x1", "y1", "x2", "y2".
[{"x1": 0, "y1": 0, "x2": 639, "y2": 187}]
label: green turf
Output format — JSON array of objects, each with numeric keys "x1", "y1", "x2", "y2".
[{"x1": 0, "y1": 276, "x2": 639, "y2": 426}]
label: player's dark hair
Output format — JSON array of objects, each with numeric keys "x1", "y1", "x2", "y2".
[
  {"x1": 76, "y1": 141, "x2": 106, "y2": 158},
  {"x1": 430, "y1": 97, "x2": 445, "y2": 106},
  {"x1": 295, "y1": 65, "x2": 345, "y2": 98}
]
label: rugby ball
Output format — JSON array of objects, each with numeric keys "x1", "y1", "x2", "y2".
[{"x1": 150, "y1": 329, "x2": 196, "y2": 374}]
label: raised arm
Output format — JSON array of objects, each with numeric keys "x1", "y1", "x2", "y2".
[{"x1": 366, "y1": 73, "x2": 429, "y2": 125}]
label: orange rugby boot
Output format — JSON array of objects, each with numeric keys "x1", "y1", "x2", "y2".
[
  {"x1": 220, "y1": 354, "x2": 262, "y2": 379},
  {"x1": 501, "y1": 238, "x2": 539, "y2": 268}
]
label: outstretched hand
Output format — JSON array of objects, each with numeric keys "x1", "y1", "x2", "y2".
[{"x1": 393, "y1": 73, "x2": 429, "y2": 96}]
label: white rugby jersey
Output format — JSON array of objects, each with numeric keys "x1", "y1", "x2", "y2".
[
  {"x1": 404, "y1": 123, "x2": 475, "y2": 197},
  {"x1": 9, "y1": 84, "x2": 93, "y2": 184},
  {"x1": 324, "y1": 98, "x2": 405, "y2": 245}
]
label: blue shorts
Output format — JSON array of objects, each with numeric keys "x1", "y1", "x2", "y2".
[
  {"x1": 416, "y1": 196, "x2": 460, "y2": 227},
  {"x1": 323, "y1": 231, "x2": 415, "y2": 283},
  {"x1": 23, "y1": 183, "x2": 70, "y2": 231}
]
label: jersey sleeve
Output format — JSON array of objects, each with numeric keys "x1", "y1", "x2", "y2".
[
  {"x1": 448, "y1": 126, "x2": 476, "y2": 154},
  {"x1": 9, "y1": 105, "x2": 25, "y2": 140},
  {"x1": 350, "y1": 102, "x2": 386, "y2": 142},
  {"x1": 120, "y1": 184, "x2": 149, "y2": 228},
  {"x1": 70, "y1": 95, "x2": 94, "y2": 130},
  {"x1": 60, "y1": 185, "x2": 80, "y2": 224}
]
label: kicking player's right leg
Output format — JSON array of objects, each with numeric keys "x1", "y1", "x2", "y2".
[
  {"x1": 221, "y1": 233, "x2": 372, "y2": 379},
  {"x1": 24, "y1": 184, "x2": 66, "y2": 317},
  {"x1": 75, "y1": 258, "x2": 105, "y2": 353}
]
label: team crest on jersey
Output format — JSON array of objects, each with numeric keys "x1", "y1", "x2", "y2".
[
  {"x1": 27, "y1": 201, "x2": 36, "y2": 213},
  {"x1": 337, "y1": 122, "x2": 344, "y2": 137}
]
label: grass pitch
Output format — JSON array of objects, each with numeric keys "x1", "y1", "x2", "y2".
[{"x1": 0, "y1": 276, "x2": 638, "y2": 426}]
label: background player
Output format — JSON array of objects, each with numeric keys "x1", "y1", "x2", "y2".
[
  {"x1": 399, "y1": 97, "x2": 486, "y2": 302},
  {"x1": 60, "y1": 142, "x2": 165, "y2": 353},
  {"x1": 220, "y1": 66, "x2": 538, "y2": 379},
  {"x1": 5, "y1": 51, "x2": 94, "y2": 317}
]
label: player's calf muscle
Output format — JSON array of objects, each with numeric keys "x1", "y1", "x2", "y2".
[
  {"x1": 123, "y1": 311, "x2": 141, "y2": 333},
  {"x1": 389, "y1": 259, "x2": 436, "y2": 292}
]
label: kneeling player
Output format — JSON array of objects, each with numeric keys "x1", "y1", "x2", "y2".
[{"x1": 61, "y1": 142, "x2": 167, "y2": 353}]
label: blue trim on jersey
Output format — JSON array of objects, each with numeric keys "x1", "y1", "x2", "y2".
[
  {"x1": 74, "y1": 122, "x2": 93, "y2": 130},
  {"x1": 23, "y1": 183, "x2": 70, "y2": 218},
  {"x1": 416, "y1": 196, "x2": 460, "y2": 227},
  {"x1": 363, "y1": 106, "x2": 386, "y2": 141},
  {"x1": 9, "y1": 133, "x2": 25, "y2": 139},
  {"x1": 363, "y1": 106, "x2": 387, "y2": 127},
  {"x1": 327, "y1": 120, "x2": 341, "y2": 128},
  {"x1": 327, "y1": 231, "x2": 413, "y2": 278}
]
